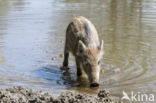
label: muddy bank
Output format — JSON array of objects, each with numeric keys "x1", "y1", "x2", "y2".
[{"x1": 0, "y1": 86, "x2": 119, "y2": 103}]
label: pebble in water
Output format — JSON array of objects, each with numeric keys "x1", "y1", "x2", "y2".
[
  {"x1": 113, "y1": 68, "x2": 121, "y2": 73},
  {"x1": 59, "y1": 54, "x2": 64, "y2": 58},
  {"x1": 51, "y1": 57, "x2": 56, "y2": 61}
]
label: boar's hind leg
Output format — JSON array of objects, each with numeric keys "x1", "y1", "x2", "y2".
[{"x1": 76, "y1": 57, "x2": 82, "y2": 76}]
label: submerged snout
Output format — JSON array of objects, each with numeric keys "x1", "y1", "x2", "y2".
[
  {"x1": 83, "y1": 64, "x2": 101, "y2": 87},
  {"x1": 87, "y1": 68, "x2": 100, "y2": 87},
  {"x1": 90, "y1": 74, "x2": 100, "y2": 87},
  {"x1": 89, "y1": 76, "x2": 100, "y2": 87},
  {"x1": 90, "y1": 82, "x2": 99, "y2": 87}
]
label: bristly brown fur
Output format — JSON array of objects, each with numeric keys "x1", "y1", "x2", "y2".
[{"x1": 63, "y1": 16, "x2": 104, "y2": 86}]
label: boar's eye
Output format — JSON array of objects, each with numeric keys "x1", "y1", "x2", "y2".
[
  {"x1": 79, "y1": 49, "x2": 83, "y2": 53},
  {"x1": 98, "y1": 61, "x2": 100, "y2": 65}
]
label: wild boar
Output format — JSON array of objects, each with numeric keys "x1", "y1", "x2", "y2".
[{"x1": 63, "y1": 16, "x2": 104, "y2": 87}]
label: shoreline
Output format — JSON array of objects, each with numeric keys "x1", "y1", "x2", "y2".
[{"x1": 0, "y1": 86, "x2": 119, "y2": 103}]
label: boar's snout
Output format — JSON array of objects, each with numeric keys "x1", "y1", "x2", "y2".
[
  {"x1": 89, "y1": 70, "x2": 100, "y2": 87},
  {"x1": 90, "y1": 82, "x2": 99, "y2": 87}
]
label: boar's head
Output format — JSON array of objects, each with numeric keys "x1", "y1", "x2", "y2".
[{"x1": 77, "y1": 40, "x2": 104, "y2": 87}]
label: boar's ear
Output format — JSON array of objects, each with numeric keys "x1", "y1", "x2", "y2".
[
  {"x1": 98, "y1": 40, "x2": 104, "y2": 51},
  {"x1": 77, "y1": 40, "x2": 87, "y2": 55}
]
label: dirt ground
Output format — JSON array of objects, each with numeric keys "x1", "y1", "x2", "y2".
[{"x1": 0, "y1": 86, "x2": 120, "y2": 103}]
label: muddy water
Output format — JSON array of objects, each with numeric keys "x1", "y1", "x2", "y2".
[{"x1": 0, "y1": 0, "x2": 156, "y2": 99}]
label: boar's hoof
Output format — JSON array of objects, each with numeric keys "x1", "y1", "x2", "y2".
[
  {"x1": 90, "y1": 83, "x2": 99, "y2": 87},
  {"x1": 60, "y1": 66, "x2": 69, "y2": 70}
]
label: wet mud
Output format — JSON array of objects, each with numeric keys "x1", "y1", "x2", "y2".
[{"x1": 0, "y1": 86, "x2": 118, "y2": 103}]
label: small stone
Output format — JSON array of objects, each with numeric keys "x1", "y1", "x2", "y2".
[
  {"x1": 101, "y1": 69, "x2": 104, "y2": 73},
  {"x1": 49, "y1": 45, "x2": 53, "y2": 48},
  {"x1": 108, "y1": 28, "x2": 114, "y2": 31},
  {"x1": 98, "y1": 90, "x2": 110, "y2": 98},
  {"x1": 60, "y1": 66, "x2": 65, "y2": 70},
  {"x1": 113, "y1": 68, "x2": 120, "y2": 73},
  {"x1": 60, "y1": 40, "x2": 64, "y2": 43},
  {"x1": 59, "y1": 54, "x2": 64, "y2": 58},
  {"x1": 51, "y1": 57, "x2": 56, "y2": 61}
]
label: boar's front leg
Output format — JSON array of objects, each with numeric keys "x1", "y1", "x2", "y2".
[
  {"x1": 63, "y1": 46, "x2": 69, "y2": 69},
  {"x1": 75, "y1": 57, "x2": 82, "y2": 76}
]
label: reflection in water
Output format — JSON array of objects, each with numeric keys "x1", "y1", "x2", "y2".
[
  {"x1": 36, "y1": 65, "x2": 78, "y2": 87},
  {"x1": 0, "y1": 0, "x2": 156, "y2": 99}
]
